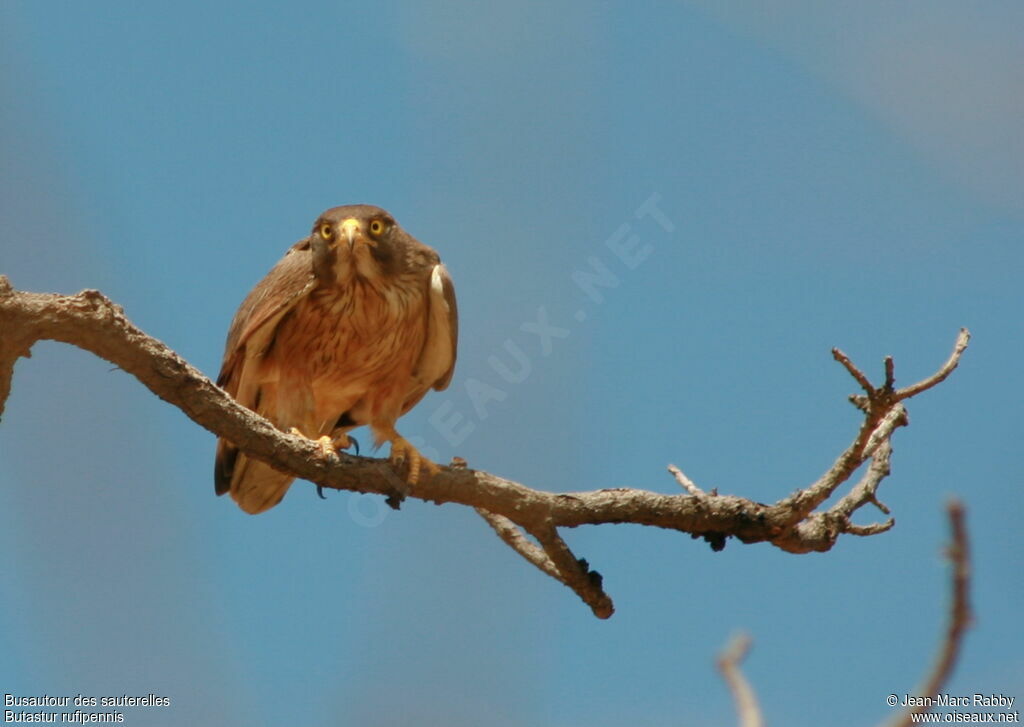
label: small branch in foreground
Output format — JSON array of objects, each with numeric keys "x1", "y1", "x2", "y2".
[
  {"x1": 714, "y1": 503, "x2": 972, "y2": 727},
  {"x1": 0, "y1": 277, "x2": 971, "y2": 616},
  {"x1": 718, "y1": 633, "x2": 764, "y2": 727},
  {"x1": 885, "y1": 500, "x2": 973, "y2": 727}
]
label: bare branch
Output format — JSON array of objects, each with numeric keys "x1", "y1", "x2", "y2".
[
  {"x1": 528, "y1": 522, "x2": 614, "y2": 619},
  {"x1": 842, "y1": 520, "x2": 895, "y2": 537},
  {"x1": 475, "y1": 508, "x2": 563, "y2": 583},
  {"x1": 832, "y1": 346, "x2": 875, "y2": 394},
  {"x1": 831, "y1": 441, "x2": 894, "y2": 522},
  {"x1": 884, "y1": 355, "x2": 896, "y2": 392},
  {"x1": 0, "y1": 278, "x2": 971, "y2": 616},
  {"x1": 717, "y1": 633, "x2": 764, "y2": 727},
  {"x1": 896, "y1": 328, "x2": 971, "y2": 401},
  {"x1": 668, "y1": 464, "x2": 706, "y2": 497},
  {"x1": 775, "y1": 404, "x2": 906, "y2": 530},
  {"x1": 863, "y1": 406, "x2": 909, "y2": 459},
  {"x1": 773, "y1": 328, "x2": 969, "y2": 550},
  {"x1": 884, "y1": 500, "x2": 973, "y2": 727}
]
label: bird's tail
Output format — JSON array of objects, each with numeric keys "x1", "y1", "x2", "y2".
[{"x1": 215, "y1": 440, "x2": 294, "y2": 514}]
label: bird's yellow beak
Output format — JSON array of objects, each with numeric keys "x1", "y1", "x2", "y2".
[{"x1": 340, "y1": 218, "x2": 361, "y2": 249}]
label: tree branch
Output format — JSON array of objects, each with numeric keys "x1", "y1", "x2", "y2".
[
  {"x1": 0, "y1": 278, "x2": 971, "y2": 617},
  {"x1": 717, "y1": 633, "x2": 764, "y2": 727},
  {"x1": 885, "y1": 499, "x2": 973, "y2": 727},
  {"x1": 713, "y1": 503, "x2": 973, "y2": 727},
  {"x1": 528, "y1": 522, "x2": 613, "y2": 618},
  {"x1": 475, "y1": 508, "x2": 563, "y2": 582},
  {"x1": 895, "y1": 330, "x2": 971, "y2": 401},
  {"x1": 475, "y1": 508, "x2": 614, "y2": 617}
]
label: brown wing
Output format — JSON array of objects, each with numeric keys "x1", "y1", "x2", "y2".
[
  {"x1": 216, "y1": 238, "x2": 314, "y2": 391},
  {"x1": 214, "y1": 239, "x2": 314, "y2": 497},
  {"x1": 429, "y1": 263, "x2": 458, "y2": 390},
  {"x1": 403, "y1": 263, "x2": 458, "y2": 415}
]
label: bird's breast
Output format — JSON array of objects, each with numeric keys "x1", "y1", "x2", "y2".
[{"x1": 275, "y1": 274, "x2": 428, "y2": 392}]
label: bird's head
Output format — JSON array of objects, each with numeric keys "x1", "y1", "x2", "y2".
[{"x1": 310, "y1": 204, "x2": 405, "y2": 282}]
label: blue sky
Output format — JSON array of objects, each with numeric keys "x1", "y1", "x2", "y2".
[{"x1": 1, "y1": 2, "x2": 1021, "y2": 725}]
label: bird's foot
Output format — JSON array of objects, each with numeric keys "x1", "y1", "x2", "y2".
[
  {"x1": 288, "y1": 428, "x2": 338, "y2": 500},
  {"x1": 331, "y1": 432, "x2": 360, "y2": 455},
  {"x1": 316, "y1": 435, "x2": 336, "y2": 459},
  {"x1": 288, "y1": 427, "x2": 337, "y2": 459},
  {"x1": 388, "y1": 435, "x2": 439, "y2": 487}
]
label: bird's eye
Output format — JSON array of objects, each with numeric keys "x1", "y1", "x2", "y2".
[
  {"x1": 319, "y1": 224, "x2": 333, "y2": 240},
  {"x1": 369, "y1": 219, "x2": 385, "y2": 236}
]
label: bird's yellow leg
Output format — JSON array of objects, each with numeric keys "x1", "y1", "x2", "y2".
[
  {"x1": 288, "y1": 427, "x2": 336, "y2": 459},
  {"x1": 379, "y1": 428, "x2": 438, "y2": 485}
]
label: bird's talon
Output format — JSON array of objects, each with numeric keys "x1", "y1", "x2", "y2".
[
  {"x1": 328, "y1": 432, "x2": 361, "y2": 456},
  {"x1": 287, "y1": 428, "x2": 336, "y2": 459},
  {"x1": 386, "y1": 435, "x2": 439, "y2": 487},
  {"x1": 315, "y1": 435, "x2": 337, "y2": 460}
]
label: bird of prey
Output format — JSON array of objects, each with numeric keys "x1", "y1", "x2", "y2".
[{"x1": 214, "y1": 204, "x2": 458, "y2": 514}]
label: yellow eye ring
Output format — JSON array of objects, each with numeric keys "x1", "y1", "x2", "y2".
[
  {"x1": 319, "y1": 224, "x2": 333, "y2": 239},
  {"x1": 369, "y1": 219, "x2": 385, "y2": 236}
]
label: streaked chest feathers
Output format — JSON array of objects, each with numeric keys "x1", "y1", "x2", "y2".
[{"x1": 274, "y1": 274, "x2": 428, "y2": 391}]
